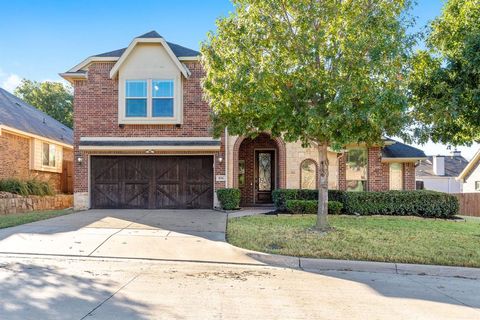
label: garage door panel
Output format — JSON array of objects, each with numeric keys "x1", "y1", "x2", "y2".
[{"x1": 91, "y1": 156, "x2": 213, "y2": 209}]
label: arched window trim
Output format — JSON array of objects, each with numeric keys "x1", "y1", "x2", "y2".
[{"x1": 300, "y1": 159, "x2": 318, "y2": 189}]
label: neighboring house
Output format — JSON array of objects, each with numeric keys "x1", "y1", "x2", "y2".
[
  {"x1": 457, "y1": 149, "x2": 480, "y2": 193},
  {"x1": 61, "y1": 31, "x2": 427, "y2": 210},
  {"x1": 0, "y1": 88, "x2": 74, "y2": 193},
  {"x1": 415, "y1": 151, "x2": 468, "y2": 193}
]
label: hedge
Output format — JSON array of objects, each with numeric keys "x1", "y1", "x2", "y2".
[
  {"x1": 0, "y1": 179, "x2": 55, "y2": 196},
  {"x1": 273, "y1": 188, "x2": 459, "y2": 218},
  {"x1": 272, "y1": 189, "x2": 344, "y2": 211},
  {"x1": 342, "y1": 190, "x2": 458, "y2": 218},
  {"x1": 217, "y1": 188, "x2": 241, "y2": 210},
  {"x1": 286, "y1": 200, "x2": 343, "y2": 215}
]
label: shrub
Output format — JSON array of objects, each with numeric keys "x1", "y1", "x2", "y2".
[
  {"x1": 328, "y1": 201, "x2": 343, "y2": 215},
  {"x1": 342, "y1": 190, "x2": 458, "y2": 218},
  {"x1": 272, "y1": 189, "x2": 346, "y2": 211},
  {"x1": 217, "y1": 188, "x2": 241, "y2": 210},
  {"x1": 285, "y1": 200, "x2": 343, "y2": 215},
  {"x1": 0, "y1": 178, "x2": 54, "y2": 196}
]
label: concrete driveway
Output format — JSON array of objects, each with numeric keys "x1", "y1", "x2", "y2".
[
  {"x1": 0, "y1": 209, "x2": 479, "y2": 319},
  {"x1": 0, "y1": 209, "x2": 260, "y2": 264}
]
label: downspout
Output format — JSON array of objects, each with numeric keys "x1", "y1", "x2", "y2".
[{"x1": 225, "y1": 127, "x2": 229, "y2": 188}]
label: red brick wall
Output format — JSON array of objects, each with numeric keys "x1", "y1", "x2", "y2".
[
  {"x1": 338, "y1": 153, "x2": 347, "y2": 191},
  {"x1": 72, "y1": 61, "x2": 222, "y2": 194},
  {"x1": 403, "y1": 162, "x2": 416, "y2": 190},
  {"x1": 367, "y1": 147, "x2": 384, "y2": 191}
]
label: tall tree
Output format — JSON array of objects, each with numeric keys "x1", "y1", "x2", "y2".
[
  {"x1": 14, "y1": 79, "x2": 73, "y2": 128},
  {"x1": 410, "y1": 0, "x2": 480, "y2": 146},
  {"x1": 201, "y1": 0, "x2": 415, "y2": 230}
]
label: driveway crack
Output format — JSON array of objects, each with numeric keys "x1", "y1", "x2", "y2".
[{"x1": 79, "y1": 274, "x2": 140, "y2": 319}]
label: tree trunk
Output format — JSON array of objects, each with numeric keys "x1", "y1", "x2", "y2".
[{"x1": 316, "y1": 143, "x2": 329, "y2": 230}]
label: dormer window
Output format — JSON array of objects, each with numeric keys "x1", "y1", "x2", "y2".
[
  {"x1": 126, "y1": 80, "x2": 147, "y2": 117},
  {"x1": 152, "y1": 80, "x2": 174, "y2": 117}
]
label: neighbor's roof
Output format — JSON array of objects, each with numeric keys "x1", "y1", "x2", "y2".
[
  {"x1": 416, "y1": 155, "x2": 469, "y2": 177},
  {"x1": 382, "y1": 139, "x2": 426, "y2": 159},
  {"x1": 0, "y1": 88, "x2": 73, "y2": 145}
]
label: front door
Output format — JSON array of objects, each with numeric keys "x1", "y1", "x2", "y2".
[{"x1": 255, "y1": 150, "x2": 275, "y2": 203}]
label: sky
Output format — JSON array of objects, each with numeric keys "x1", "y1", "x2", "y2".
[{"x1": 0, "y1": 0, "x2": 478, "y2": 159}]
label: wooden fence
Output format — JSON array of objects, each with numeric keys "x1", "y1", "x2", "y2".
[{"x1": 454, "y1": 193, "x2": 480, "y2": 217}]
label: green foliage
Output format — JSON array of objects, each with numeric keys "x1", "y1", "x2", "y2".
[
  {"x1": 272, "y1": 189, "x2": 345, "y2": 211},
  {"x1": 328, "y1": 201, "x2": 343, "y2": 215},
  {"x1": 14, "y1": 79, "x2": 73, "y2": 128},
  {"x1": 410, "y1": 0, "x2": 480, "y2": 145},
  {"x1": 217, "y1": 188, "x2": 241, "y2": 210},
  {"x1": 285, "y1": 200, "x2": 343, "y2": 215},
  {"x1": 342, "y1": 190, "x2": 458, "y2": 218},
  {"x1": 201, "y1": 0, "x2": 415, "y2": 148},
  {"x1": 0, "y1": 179, "x2": 55, "y2": 196}
]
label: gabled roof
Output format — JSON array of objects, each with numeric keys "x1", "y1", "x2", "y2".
[
  {"x1": 417, "y1": 155, "x2": 469, "y2": 177},
  {"x1": 62, "y1": 31, "x2": 200, "y2": 81},
  {"x1": 457, "y1": 149, "x2": 480, "y2": 181},
  {"x1": 0, "y1": 88, "x2": 73, "y2": 146},
  {"x1": 381, "y1": 139, "x2": 426, "y2": 160}
]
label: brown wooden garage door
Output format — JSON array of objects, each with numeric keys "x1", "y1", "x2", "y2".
[{"x1": 91, "y1": 156, "x2": 213, "y2": 209}]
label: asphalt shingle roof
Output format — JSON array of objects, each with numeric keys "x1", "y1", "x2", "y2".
[
  {"x1": 93, "y1": 31, "x2": 200, "y2": 58},
  {"x1": 382, "y1": 139, "x2": 426, "y2": 159},
  {"x1": 417, "y1": 155, "x2": 469, "y2": 177},
  {"x1": 0, "y1": 88, "x2": 73, "y2": 145}
]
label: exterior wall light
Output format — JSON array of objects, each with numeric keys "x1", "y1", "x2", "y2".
[{"x1": 77, "y1": 157, "x2": 83, "y2": 164}]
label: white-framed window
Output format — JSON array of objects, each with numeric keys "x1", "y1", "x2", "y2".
[
  {"x1": 125, "y1": 79, "x2": 175, "y2": 119},
  {"x1": 389, "y1": 163, "x2": 403, "y2": 190},
  {"x1": 42, "y1": 142, "x2": 56, "y2": 167},
  {"x1": 346, "y1": 148, "x2": 368, "y2": 191},
  {"x1": 475, "y1": 181, "x2": 480, "y2": 191}
]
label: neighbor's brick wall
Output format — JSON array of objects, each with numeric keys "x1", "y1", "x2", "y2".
[
  {"x1": 72, "y1": 62, "x2": 223, "y2": 194},
  {"x1": 0, "y1": 132, "x2": 70, "y2": 193},
  {"x1": 0, "y1": 132, "x2": 30, "y2": 180}
]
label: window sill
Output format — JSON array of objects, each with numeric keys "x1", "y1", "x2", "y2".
[{"x1": 119, "y1": 118, "x2": 182, "y2": 125}]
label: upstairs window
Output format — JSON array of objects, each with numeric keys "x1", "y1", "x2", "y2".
[
  {"x1": 126, "y1": 80, "x2": 147, "y2": 117},
  {"x1": 125, "y1": 80, "x2": 174, "y2": 119},
  {"x1": 346, "y1": 148, "x2": 368, "y2": 191},
  {"x1": 152, "y1": 80, "x2": 174, "y2": 117},
  {"x1": 42, "y1": 143, "x2": 56, "y2": 167}
]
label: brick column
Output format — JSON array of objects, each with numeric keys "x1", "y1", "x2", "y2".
[
  {"x1": 403, "y1": 162, "x2": 416, "y2": 190},
  {"x1": 367, "y1": 147, "x2": 383, "y2": 191},
  {"x1": 338, "y1": 153, "x2": 347, "y2": 191}
]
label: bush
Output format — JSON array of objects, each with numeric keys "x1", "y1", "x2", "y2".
[
  {"x1": 0, "y1": 179, "x2": 55, "y2": 196},
  {"x1": 272, "y1": 189, "x2": 346, "y2": 211},
  {"x1": 285, "y1": 200, "x2": 344, "y2": 215},
  {"x1": 217, "y1": 188, "x2": 241, "y2": 210},
  {"x1": 328, "y1": 201, "x2": 343, "y2": 215},
  {"x1": 342, "y1": 190, "x2": 458, "y2": 218}
]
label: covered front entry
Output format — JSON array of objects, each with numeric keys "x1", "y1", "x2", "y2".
[
  {"x1": 235, "y1": 133, "x2": 286, "y2": 206},
  {"x1": 91, "y1": 156, "x2": 213, "y2": 209}
]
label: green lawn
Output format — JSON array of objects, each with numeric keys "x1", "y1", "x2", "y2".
[
  {"x1": 0, "y1": 209, "x2": 73, "y2": 229},
  {"x1": 227, "y1": 215, "x2": 480, "y2": 268}
]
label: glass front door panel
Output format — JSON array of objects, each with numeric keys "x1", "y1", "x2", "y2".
[{"x1": 258, "y1": 152, "x2": 272, "y2": 191}]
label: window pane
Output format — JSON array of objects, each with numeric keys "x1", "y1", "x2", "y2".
[
  {"x1": 389, "y1": 163, "x2": 403, "y2": 190},
  {"x1": 152, "y1": 80, "x2": 173, "y2": 97},
  {"x1": 42, "y1": 143, "x2": 49, "y2": 166},
  {"x1": 346, "y1": 148, "x2": 368, "y2": 181},
  {"x1": 301, "y1": 160, "x2": 316, "y2": 189},
  {"x1": 346, "y1": 180, "x2": 366, "y2": 191},
  {"x1": 126, "y1": 99, "x2": 147, "y2": 117},
  {"x1": 49, "y1": 144, "x2": 56, "y2": 167},
  {"x1": 126, "y1": 80, "x2": 147, "y2": 97},
  {"x1": 152, "y1": 98, "x2": 174, "y2": 117}
]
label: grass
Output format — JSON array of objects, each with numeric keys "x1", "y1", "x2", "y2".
[
  {"x1": 0, "y1": 209, "x2": 73, "y2": 229},
  {"x1": 227, "y1": 214, "x2": 480, "y2": 268}
]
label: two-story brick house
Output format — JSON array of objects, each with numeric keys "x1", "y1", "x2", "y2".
[{"x1": 62, "y1": 31, "x2": 426, "y2": 210}]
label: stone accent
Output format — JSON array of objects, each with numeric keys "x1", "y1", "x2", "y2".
[
  {"x1": 74, "y1": 192, "x2": 89, "y2": 211},
  {"x1": 0, "y1": 194, "x2": 73, "y2": 215}
]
